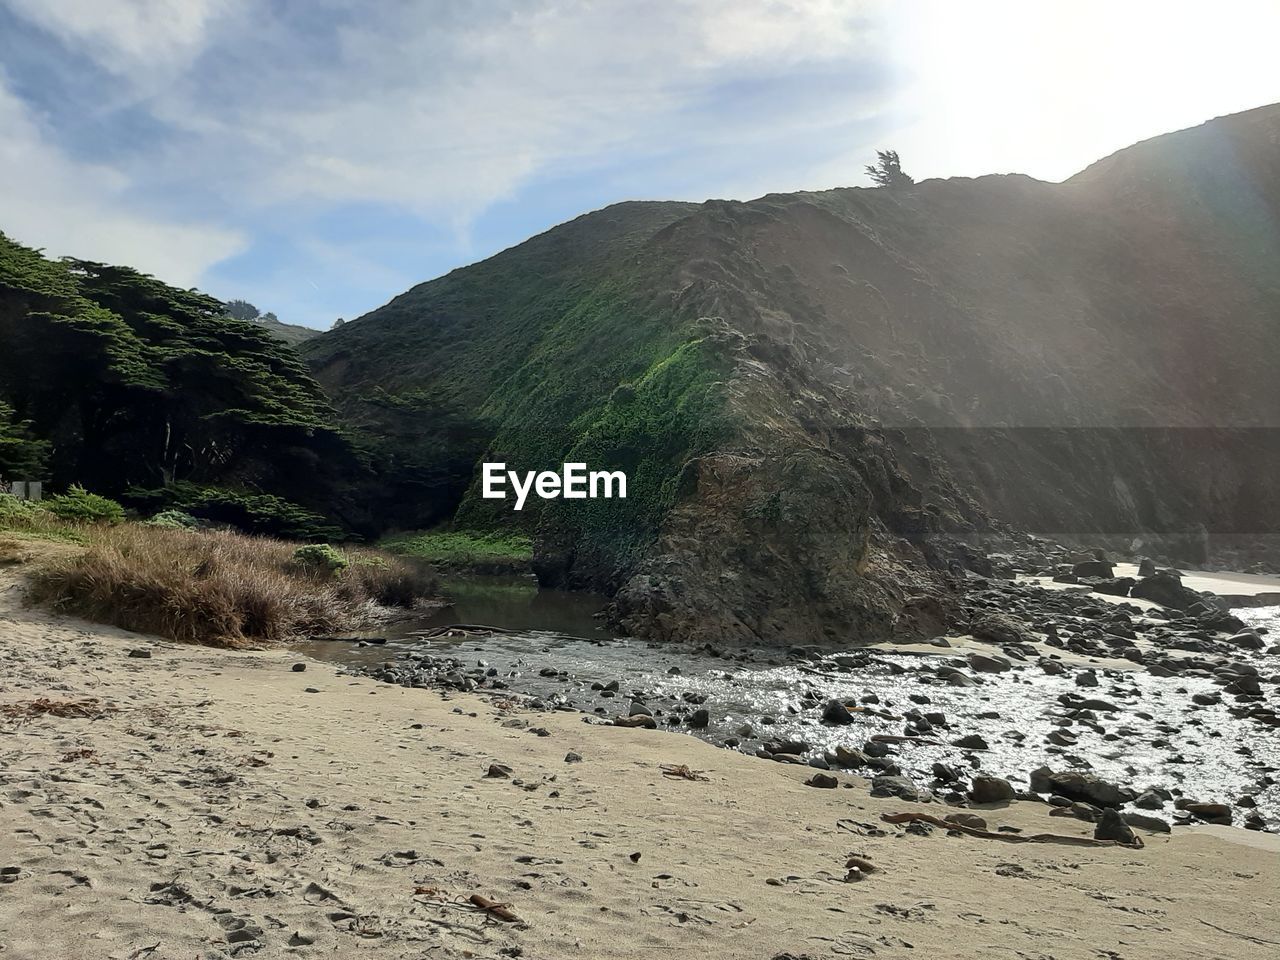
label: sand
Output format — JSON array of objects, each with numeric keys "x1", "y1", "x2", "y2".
[{"x1": 2, "y1": 567, "x2": 1278, "y2": 960}]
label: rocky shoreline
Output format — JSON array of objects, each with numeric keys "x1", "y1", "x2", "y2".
[{"x1": 352, "y1": 552, "x2": 1279, "y2": 838}]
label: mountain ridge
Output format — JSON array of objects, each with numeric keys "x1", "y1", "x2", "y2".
[{"x1": 306, "y1": 103, "x2": 1278, "y2": 643}]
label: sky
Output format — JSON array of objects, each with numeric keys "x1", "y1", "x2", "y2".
[{"x1": 1, "y1": 1, "x2": 1278, "y2": 330}]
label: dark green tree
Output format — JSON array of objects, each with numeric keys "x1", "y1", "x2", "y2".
[
  {"x1": 0, "y1": 231, "x2": 360, "y2": 528},
  {"x1": 0, "y1": 400, "x2": 48, "y2": 480},
  {"x1": 865, "y1": 150, "x2": 914, "y2": 188},
  {"x1": 223, "y1": 299, "x2": 260, "y2": 322}
]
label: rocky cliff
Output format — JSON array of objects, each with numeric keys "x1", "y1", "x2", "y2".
[{"x1": 305, "y1": 104, "x2": 1280, "y2": 645}]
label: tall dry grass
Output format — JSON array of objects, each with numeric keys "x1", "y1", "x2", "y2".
[{"x1": 30, "y1": 525, "x2": 438, "y2": 648}]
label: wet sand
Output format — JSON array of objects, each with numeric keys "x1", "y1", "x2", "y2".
[{"x1": 2, "y1": 567, "x2": 1278, "y2": 959}]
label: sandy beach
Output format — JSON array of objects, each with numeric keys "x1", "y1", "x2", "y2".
[{"x1": 2, "y1": 566, "x2": 1278, "y2": 960}]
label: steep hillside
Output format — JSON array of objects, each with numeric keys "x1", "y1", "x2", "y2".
[
  {"x1": 306, "y1": 105, "x2": 1280, "y2": 644},
  {"x1": 255, "y1": 315, "x2": 321, "y2": 346}
]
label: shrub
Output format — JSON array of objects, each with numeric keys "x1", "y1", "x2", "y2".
[
  {"x1": 145, "y1": 509, "x2": 199, "y2": 529},
  {"x1": 0, "y1": 493, "x2": 87, "y2": 544},
  {"x1": 31, "y1": 525, "x2": 439, "y2": 647},
  {"x1": 125, "y1": 482, "x2": 343, "y2": 541},
  {"x1": 0, "y1": 492, "x2": 48, "y2": 524},
  {"x1": 292, "y1": 543, "x2": 348, "y2": 573},
  {"x1": 45, "y1": 486, "x2": 125, "y2": 524}
]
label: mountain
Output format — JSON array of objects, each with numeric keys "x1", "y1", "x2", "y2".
[
  {"x1": 255, "y1": 315, "x2": 321, "y2": 346},
  {"x1": 306, "y1": 105, "x2": 1280, "y2": 644}
]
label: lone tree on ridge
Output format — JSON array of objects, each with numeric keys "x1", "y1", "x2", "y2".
[{"x1": 865, "y1": 150, "x2": 914, "y2": 188}]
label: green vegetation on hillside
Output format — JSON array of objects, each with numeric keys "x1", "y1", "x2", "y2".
[
  {"x1": 380, "y1": 529, "x2": 533, "y2": 569},
  {"x1": 304, "y1": 202, "x2": 732, "y2": 585}
]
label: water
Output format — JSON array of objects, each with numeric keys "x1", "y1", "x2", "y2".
[{"x1": 300, "y1": 579, "x2": 1279, "y2": 827}]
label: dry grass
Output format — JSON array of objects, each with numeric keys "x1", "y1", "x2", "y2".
[{"x1": 29, "y1": 525, "x2": 438, "y2": 648}]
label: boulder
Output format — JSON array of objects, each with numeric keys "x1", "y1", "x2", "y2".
[
  {"x1": 833, "y1": 745, "x2": 868, "y2": 768},
  {"x1": 970, "y1": 613, "x2": 1035, "y2": 646},
  {"x1": 945, "y1": 812, "x2": 988, "y2": 830},
  {"x1": 1130, "y1": 572, "x2": 1204, "y2": 610},
  {"x1": 1030, "y1": 768, "x2": 1132, "y2": 808},
  {"x1": 805, "y1": 773, "x2": 839, "y2": 789},
  {"x1": 1123, "y1": 812, "x2": 1171, "y2": 834},
  {"x1": 1180, "y1": 801, "x2": 1232, "y2": 824},
  {"x1": 968, "y1": 776, "x2": 1016, "y2": 804},
  {"x1": 1094, "y1": 808, "x2": 1138, "y2": 845},
  {"x1": 870, "y1": 775, "x2": 923, "y2": 802},
  {"x1": 1090, "y1": 577, "x2": 1135, "y2": 598},
  {"x1": 967, "y1": 652, "x2": 1013, "y2": 674},
  {"x1": 822, "y1": 699, "x2": 856, "y2": 725},
  {"x1": 1073, "y1": 560, "x2": 1114, "y2": 579}
]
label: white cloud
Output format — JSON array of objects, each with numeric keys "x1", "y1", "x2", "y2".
[
  {"x1": 0, "y1": 77, "x2": 245, "y2": 286},
  {"x1": 5, "y1": 0, "x2": 234, "y2": 80},
  {"x1": 0, "y1": 0, "x2": 891, "y2": 304},
  {"x1": 117, "y1": 1, "x2": 891, "y2": 222}
]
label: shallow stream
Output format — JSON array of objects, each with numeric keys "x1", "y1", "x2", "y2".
[{"x1": 297, "y1": 576, "x2": 1280, "y2": 827}]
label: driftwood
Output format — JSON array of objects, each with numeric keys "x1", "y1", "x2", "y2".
[
  {"x1": 407, "y1": 623, "x2": 524, "y2": 638},
  {"x1": 661, "y1": 763, "x2": 710, "y2": 782},
  {"x1": 407, "y1": 623, "x2": 600, "y2": 643},
  {"x1": 881, "y1": 812, "x2": 1144, "y2": 849},
  {"x1": 467, "y1": 893, "x2": 521, "y2": 923}
]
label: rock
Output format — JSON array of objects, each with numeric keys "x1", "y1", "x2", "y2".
[
  {"x1": 127, "y1": 649, "x2": 152, "y2": 659},
  {"x1": 687, "y1": 708, "x2": 710, "y2": 728},
  {"x1": 564, "y1": 752, "x2": 582, "y2": 763},
  {"x1": 1094, "y1": 808, "x2": 1138, "y2": 844},
  {"x1": 1226, "y1": 631, "x2": 1265, "y2": 650},
  {"x1": 1138, "y1": 558, "x2": 1158, "y2": 576},
  {"x1": 870, "y1": 775, "x2": 922, "y2": 802},
  {"x1": 944, "y1": 812, "x2": 988, "y2": 830},
  {"x1": 1072, "y1": 560, "x2": 1114, "y2": 579},
  {"x1": 805, "y1": 773, "x2": 839, "y2": 788},
  {"x1": 970, "y1": 614, "x2": 1035, "y2": 646},
  {"x1": 833, "y1": 745, "x2": 868, "y2": 768},
  {"x1": 1032, "y1": 769, "x2": 1132, "y2": 808},
  {"x1": 1181, "y1": 801, "x2": 1232, "y2": 824},
  {"x1": 627, "y1": 701, "x2": 652, "y2": 717},
  {"x1": 1074, "y1": 669, "x2": 1099, "y2": 688},
  {"x1": 1133, "y1": 791, "x2": 1166, "y2": 810},
  {"x1": 822, "y1": 699, "x2": 856, "y2": 725},
  {"x1": 968, "y1": 776, "x2": 1016, "y2": 804},
  {"x1": 931, "y1": 762, "x2": 962, "y2": 783},
  {"x1": 485, "y1": 763, "x2": 512, "y2": 778},
  {"x1": 291, "y1": 663, "x2": 307, "y2": 672},
  {"x1": 893, "y1": 593, "x2": 956, "y2": 640},
  {"x1": 967, "y1": 652, "x2": 1013, "y2": 674},
  {"x1": 1130, "y1": 572, "x2": 1204, "y2": 610},
  {"x1": 1090, "y1": 577, "x2": 1135, "y2": 598},
  {"x1": 951, "y1": 734, "x2": 989, "y2": 750},
  {"x1": 1122, "y1": 812, "x2": 1171, "y2": 834}
]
